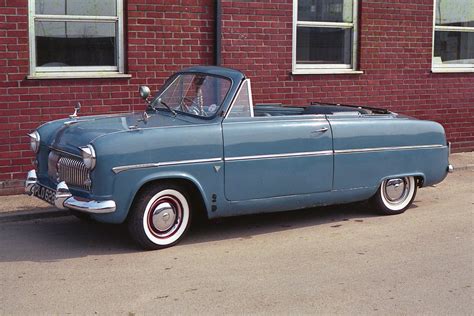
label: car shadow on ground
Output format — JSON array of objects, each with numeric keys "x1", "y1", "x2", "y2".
[
  {"x1": 0, "y1": 202, "x2": 407, "y2": 263},
  {"x1": 186, "y1": 202, "x2": 379, "y2": 244}
]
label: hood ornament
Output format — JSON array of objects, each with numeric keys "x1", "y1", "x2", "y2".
[
  {"x1": 69, "y1": 102, "x2": 81, "y2": 119},
  {"x1": 64, "y1": 102, "x2": 82, "y2": 126}
]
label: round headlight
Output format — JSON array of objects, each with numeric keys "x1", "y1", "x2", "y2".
[
  {"x1": 28, "y1": 131, "x2": 40, "y2": 153},
  {"x1": 80, "y1": 145, "x2": 96, "y2": 170}
]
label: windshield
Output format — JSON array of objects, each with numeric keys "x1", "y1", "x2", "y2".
[{"x1": 152, "y1": 73, "x2": 232, "y2": 118}]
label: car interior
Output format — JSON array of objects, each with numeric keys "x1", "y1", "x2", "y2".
[{"x1": 253, "y1": 103, "x2": 372, "y2": 117}]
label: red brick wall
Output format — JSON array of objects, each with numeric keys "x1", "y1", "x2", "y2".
[
  {"x1": 221, "y1": 0, "x2": 473, "y2": 150},
  {"x1": 0, "y1": 0, "x2": 473, "y2": 194}
]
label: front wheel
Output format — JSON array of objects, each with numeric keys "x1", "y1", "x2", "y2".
[
  {"x1": 128, "y1": 183, "x2": 192, "y2": 250},
  {"x1": 370, "y1": 176, "x2": 417, "y2": 215}
]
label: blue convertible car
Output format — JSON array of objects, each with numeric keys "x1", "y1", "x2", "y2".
[{"x1": 26, "y1": 66, "x2": 453, "y2": 249}]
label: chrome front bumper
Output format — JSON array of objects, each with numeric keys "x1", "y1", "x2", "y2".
[{"x1": 25, "y1": 170, "x2": 116, "y2": 214}]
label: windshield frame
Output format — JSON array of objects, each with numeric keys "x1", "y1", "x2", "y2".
[{"x1": 150, "y1": 72, "x2": 234, "y2": 120}]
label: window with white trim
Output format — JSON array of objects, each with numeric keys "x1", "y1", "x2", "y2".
[
  {"x1": 28, "y1": 0, "x2": 126, "y2": 79},
  {"x1": 293, "y1": 0, "x2": 359, "y2": 74},
  {"x1": 433, "y1": 0, "x2": 474, "y2": 72}
]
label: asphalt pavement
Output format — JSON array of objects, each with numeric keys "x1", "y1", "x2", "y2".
[{"x1": 0, "y1": 152, "x2": 472, "y2": 314}]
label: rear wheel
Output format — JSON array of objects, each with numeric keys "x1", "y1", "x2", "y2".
[
  {"x1": 370, "y1": 176, "x2": 417, "y2": 215},
  {"x1": 128, "y1": 183, "x2": 192, "y2": 250}
]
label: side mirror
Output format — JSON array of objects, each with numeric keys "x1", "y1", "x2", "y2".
[{"x1": 139, "y1": 86, "x2": 151, "y2": 100}]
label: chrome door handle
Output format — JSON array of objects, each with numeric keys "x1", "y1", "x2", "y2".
[{"x1": 312, "y1": 127, "x2": 329, "y2": 133}]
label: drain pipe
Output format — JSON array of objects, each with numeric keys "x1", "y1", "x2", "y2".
[{"x1": 215, "y1": 0, "x2": 222, "y2": 66}]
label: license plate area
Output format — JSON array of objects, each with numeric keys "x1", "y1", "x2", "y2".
[{"x1": 33, "y1": 184, "x2": 56, "y2": 206}]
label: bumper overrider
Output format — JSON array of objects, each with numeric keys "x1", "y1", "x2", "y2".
[{"x1": 25, "y1": 169, "x2": 116, "y2": 214}]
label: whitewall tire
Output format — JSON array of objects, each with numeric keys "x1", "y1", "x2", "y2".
[
  {"x1": 371, "y1": 176, "x2": 417, "y2": 215},
  {"x1": 128, "y1": 184, "x2": 192, "y2": 250}
]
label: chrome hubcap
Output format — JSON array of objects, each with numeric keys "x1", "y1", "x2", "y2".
[
  {"x1": 152, "y1": 202, "x2": 177, "y2": 232},
  {"x1": 147, "y1": 194, "x2": 184, "y2": 239},
  {"x1": 384, "y1": 178, "x2": 409, "y2": 203}
]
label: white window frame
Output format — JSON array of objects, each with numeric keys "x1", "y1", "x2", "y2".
[
  {"x1": 292, "y1": 0, "x2": 361, "y2": 75},
  {"x1": 432, "y1": 0, "x2": 474, "y2": 73},
  {"x1": 27, "y1": 0, "x2": 129, "y2": 79}
]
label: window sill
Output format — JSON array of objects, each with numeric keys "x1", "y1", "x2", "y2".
[
  {"x1": 27, "y1": 72, "x2": 132, "y2": 80},
  {"x1": 431, "y1": 68, "x2": 474, "y2": 74},
  {"x1": 292, "y1": 69, "x2": 364, "y2": 75}
]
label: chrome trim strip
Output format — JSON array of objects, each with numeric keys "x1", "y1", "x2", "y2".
[
  {"x1": 225, "y1": 150, "x2": 333, "y2": 162},
  {"x1": 112, "y1": 157, "x2": 223, "y2": 174},
  {"x1": 222, "y1": 117, "x2": 327, "y2": 124},
  {"x1": 112, "y1": 145, "x2": 445, "y2": 173},
  {"x1": 335, "y1": 144, "x2": 446, "y2": 154},
  {"x1": 49, "y1": 146, "x2": 82, "y2": 159}
]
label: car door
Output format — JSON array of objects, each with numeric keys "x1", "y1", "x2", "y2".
[{"x1": 222, "y1": 80, "x2": 333, "y2": 201}]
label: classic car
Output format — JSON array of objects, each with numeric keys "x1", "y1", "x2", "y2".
[{"x1": 25, "y1": 66, "x2": 453, "y2": 249}]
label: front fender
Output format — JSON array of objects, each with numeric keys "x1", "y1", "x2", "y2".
[
  {"x1": 91, "y1": 164, "x2": 222, "y2": 224},
  {"x1": 125, "y1": 169, "x2": 210, "y2": 215}
]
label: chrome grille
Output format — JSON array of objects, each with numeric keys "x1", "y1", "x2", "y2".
[{"x1": 57, "y1": 156, "x2": 91, "y2": 191}]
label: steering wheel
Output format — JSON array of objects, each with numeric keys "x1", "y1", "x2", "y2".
[
  {"x1": 179, "y1": 96, "x2": 194, "y2": 112},
  {"x1": 180, "y1": 96, "x2": 204, "y2": 115}
]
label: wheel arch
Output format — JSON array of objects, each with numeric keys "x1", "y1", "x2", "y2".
[
  {"x1": 377, "y1": 172, "x2": 426, "y2": 190},
  {"x1": 128, "y1": 172, "x2": 210, "y2": 221}
]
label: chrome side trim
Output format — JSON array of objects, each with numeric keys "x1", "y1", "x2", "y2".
[
  {"x1": 222, "y1": 117, "x2": 327, "y2": 124},
  {"x1": 335, "y1": 144, "x2": 446, "y2": 154},
  {"x1": 111, "y1": 145, "x2": 445, "y2": 173},
  {"x1": 225, "y1": 150, "x2": 333, "y2": 162},
  {"x1": 112, "y1": 157, "x2": 223, "y2": 174}
]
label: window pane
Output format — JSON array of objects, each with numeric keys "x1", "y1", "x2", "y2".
[
  {"x1": 158, "y1": 74, "x2": 231, "y2": 118},
  {"x1": 296, "y1": 27, "x2": 352, "y2": 64},
  {"x1": 35, "y1": 0, "x2": 116, "y2": 16},
  {"x1": 435, "y1": 0, "x2": 474, "y2": 27},
  {"x1": 35, "y1": 21, "x2": 116, "y2": 67},
  {"x1": 298, "y1": 0, "x2": 353, "y2": 23},
  {"x1": 228, "y1": 81, "x2": 252, "y2": 118},
  {"x1": 434, "y1": 31, "x2": 474, "y2": 64}
]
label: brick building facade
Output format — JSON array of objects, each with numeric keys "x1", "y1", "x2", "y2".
[{"x1": 0, "y1": 0, "x2": 473, "y2": 194}]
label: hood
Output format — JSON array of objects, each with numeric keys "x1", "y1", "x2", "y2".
[{"x1": 49, "y1": 111, "x2": 205, "y2": 154}]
